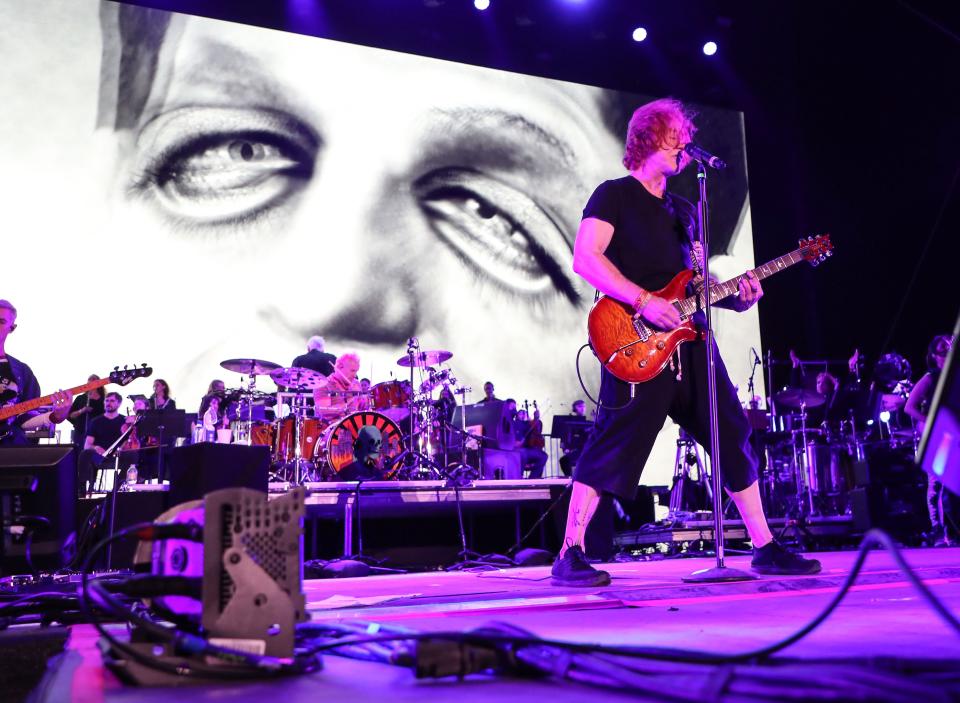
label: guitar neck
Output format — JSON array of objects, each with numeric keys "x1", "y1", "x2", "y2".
[
  {"x1": 0, "y1": 378, "x2": 111, "y2": 423},
  {"x1": 685, "y1": 246, "x2": 809, "y2": 310}
]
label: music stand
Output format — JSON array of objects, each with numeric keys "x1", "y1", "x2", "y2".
[
  {"x1": 549, "y1": 416, "x2": 592, "y2": 451},
  {"x1": 136, "y1": 409, "x2": 190, "y2": 482}
]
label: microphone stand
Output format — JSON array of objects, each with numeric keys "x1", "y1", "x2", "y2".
[
  {"x1": 683, "y1": 160, "x2": 756, "y2": 583},
  {"x1": 98, "y1": 417, "x2": 140, "y2": 570}
]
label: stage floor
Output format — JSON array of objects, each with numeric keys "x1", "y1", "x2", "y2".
[{"x1": 43, "y1": 544, "x2": 960, "y2": 702}]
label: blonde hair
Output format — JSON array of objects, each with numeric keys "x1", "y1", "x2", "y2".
[{"x1": 622, "y1": 98, "x2": 698, "y2": 171}]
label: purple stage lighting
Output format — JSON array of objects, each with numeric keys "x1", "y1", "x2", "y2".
[
  {"x1": 474, "y1": 0, "x2": 490, "y2": 10},
  {"x1": 703, "y1": 41, "x2": 718, "y2": 56},
  {"x1": 632, "y1": 27, "x2": 648, "y2": 42}
]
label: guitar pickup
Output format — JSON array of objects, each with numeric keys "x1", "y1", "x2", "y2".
[{"x1": 632, "y1": 315, "x2": 651, "y2": 342}]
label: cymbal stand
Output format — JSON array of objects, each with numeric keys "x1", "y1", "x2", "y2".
[
  {"x1": 668, "y1": 428, "x2": 711, "y2": 522},
  {"x1": 796, "y1": 399, "x2": 816, "y2": 516},
  {"x1": 390, "y1": 339, "x2": 444, "y2": 479}
]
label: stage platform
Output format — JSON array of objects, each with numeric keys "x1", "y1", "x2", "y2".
[{"x1": 40, "y1": 545, "x2": 960, "y2": 702}]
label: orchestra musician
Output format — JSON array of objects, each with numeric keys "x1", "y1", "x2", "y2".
[
  {"x1": 67, "y1": 374, "x2": 105, "y2": 446},
  {"x1": 149, "y1": 379, "x2": 177, "y2": 411},
  {"x1": 506, "y1": 399, "x2": 548, "y2": 479}
]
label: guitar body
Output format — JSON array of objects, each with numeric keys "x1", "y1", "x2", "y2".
[
  {"x1": 587, "y1": 270, "x2": 700, "y2": 384},
  {"x1": 586, "y1": 234, "x2": 834, "y2": 384}
]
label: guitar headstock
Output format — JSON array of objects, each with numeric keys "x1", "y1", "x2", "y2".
[
  {"x1": 799, "y1": 234, "x2": 833, "y2": 266},
  {"x1": 110, "y1": 364, "x2": 153, "y2": 386}
]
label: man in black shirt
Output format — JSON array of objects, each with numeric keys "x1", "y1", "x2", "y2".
[
  {"x1": 79, "y1": 391, "x2": 127, "y2": 491},
  {"x1": 68, "y1": 374, "x2": 106, "y2": 446},
  {"x1": 552, "y1": 98, "x2": 820, "y2": 586},
  {"x1": 292, "y1": 336, "x2": 337, "y2": 377}
]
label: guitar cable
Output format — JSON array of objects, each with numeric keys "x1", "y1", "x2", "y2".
[{"x1": 575, "y1": 343, "x2": 638, "y2": 413}]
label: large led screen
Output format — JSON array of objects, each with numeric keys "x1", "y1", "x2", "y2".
[{"x1": 2, "y1": 0, "x2": 763, "y2": 484}]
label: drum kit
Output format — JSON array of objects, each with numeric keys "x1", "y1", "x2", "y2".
[
  {"x1": 211, "y1": 341, "x2": 473, "y2": 483},
  {"x1": 759, "y1": 351, "x2": 918, "y2": 519}
]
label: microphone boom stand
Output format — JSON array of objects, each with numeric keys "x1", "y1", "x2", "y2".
[{"x1": 683, "y1": 160, "x2": 756, "y2": 583}]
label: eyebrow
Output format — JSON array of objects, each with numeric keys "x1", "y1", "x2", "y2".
[
  {"x1": 177, "y1": 39, "x2": 290, "y2": 108},
  {"x1": 433, "y1": 108, "x2": 577, "y2": 168}
]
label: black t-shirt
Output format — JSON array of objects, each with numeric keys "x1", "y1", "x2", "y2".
[
  {"x1": 292, "y1": 350, "x2": 337, "y2": 377},
  {"x1": 87, "y1": 414, "x2": 126, "y2": 451},
  {"x1": 69, "y1": 393, "x2": 105, "y2": 442},
  {"x1": 583, "y1": 176, "x2": 697, "y2": 291},
  {"x1": 0, "y1": 358, "x2": 21, "y2": 410}
]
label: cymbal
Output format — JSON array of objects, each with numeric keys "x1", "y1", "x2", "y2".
[
  {"x1": 220, "y1": 358, "x2": 282, "y2": 376},
  {"x1": 270, "y1": 366, "x2": 324, "y2": 389},
  {"x1": 397, "y1": 350, "x2": 453, "y2": 368},
  {"x1": 774, "y1": 387, "x2": 826, "y2": 409}
]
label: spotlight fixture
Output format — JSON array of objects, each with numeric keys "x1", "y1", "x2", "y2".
[
  {"x1": 631, "y1": 27, "x2": 647, "y2": 42},
  {"x1": 703, "y1": 41, "x2": 718, "y2": 56},
  {"x1": 474, "y1": 0, "x2": 490, "y2": 10}
]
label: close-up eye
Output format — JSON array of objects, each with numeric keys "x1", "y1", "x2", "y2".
[
  {"x1": 415, "y1": 168, "x2": 579, "y2": 302},
  {"x1": 129, "y1": 108, "x2": 318, "y2": 229}
]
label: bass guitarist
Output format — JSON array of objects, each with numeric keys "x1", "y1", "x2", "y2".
[
  {"x1": 551, "y1": 99, "x2": 820, "y2": 587},
  {"x1": 0, "y1": 299, "x2": 72, "y2": 446}
]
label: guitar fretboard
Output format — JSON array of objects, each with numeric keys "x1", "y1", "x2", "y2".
[
  {"x1": 0, "y1": 379, "x2": 109, "y2": 423},
  {"x1": 676, "y1": 247, "x2": 808, "y2": 319}
]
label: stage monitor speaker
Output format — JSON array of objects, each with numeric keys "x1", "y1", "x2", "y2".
[
  {"x1": 918, "y1": 312, "x2": 960, "y2": 495},
  {"x1": 0, "y1": 445, "x2": 76, "y2": 573},
  {"x1": 479, "y1": 448, "x2": 523, "y2": 480},
  {"x1": 451, "y1": 401, "x2": 515, "y2": 450},
  {"x1": 167, "y1": 444, "x2": 269, "y2": 507}
]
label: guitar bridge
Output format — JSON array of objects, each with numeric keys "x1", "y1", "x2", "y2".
[{"x1": 632, "y1": 315, "x2": 652, "y2": 342}]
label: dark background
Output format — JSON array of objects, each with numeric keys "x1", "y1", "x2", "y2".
[{"x1": 114, "y1": 0, "x2": 959, "y2": 386}]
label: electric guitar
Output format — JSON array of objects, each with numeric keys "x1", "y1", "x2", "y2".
[
  {"x1": 0, "y1": 364, "x2": 153, "y2": 437},
  {"x1": 587, "y1": 235, "x2": 833, "y2": 384}
]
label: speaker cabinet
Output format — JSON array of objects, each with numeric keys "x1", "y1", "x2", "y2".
[
  {"x1": 167, "y1": 443, "x2": 269, "y2": 507},
  {"x1": 0, "y1": 445, "x2": 76, "y2": 573}
]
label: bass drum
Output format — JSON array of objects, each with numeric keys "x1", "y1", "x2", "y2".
[{"x1": 315, "y1": 411, "x2": 404, "y2": 479}]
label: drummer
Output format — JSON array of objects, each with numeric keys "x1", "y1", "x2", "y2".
[{"x1": 313, "y1": 352, "x2": 364, "y2": 415}]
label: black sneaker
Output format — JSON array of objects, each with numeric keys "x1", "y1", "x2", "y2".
[
  {"x1": 551, "y1": 545, "x2": 611, "y2": 587},
  {"x1": 751, "y1": 540, "x2": 821, "y2": 575}
]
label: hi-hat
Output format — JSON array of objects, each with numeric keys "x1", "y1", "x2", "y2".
[
  {"x1": 774, "y1": 387, "x2": 826, "y2": 409},
  {"x1": 397, "y1": 350, "x2": 453, "y2": 368},
  {"x1": 220, "y1": 358, "x2": 282, "y2": 376},
  {"x1": 270, "y1": 366, "x2": 325, "y2": 389}
]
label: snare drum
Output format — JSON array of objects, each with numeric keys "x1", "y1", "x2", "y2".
[
  {"x1": 370, "y1": 380, "x2": 412, "y2": 421},
  {"x1": 314, "y1": 411, "x2": 404, "y2": 478}
]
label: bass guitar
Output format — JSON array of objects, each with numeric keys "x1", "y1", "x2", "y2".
[
  {"x1": 587, "y1": 235, "x2": 833, "y2": 384},
  {"x1": 0, "y1": 364, "x2": 153, "y2": 437}
]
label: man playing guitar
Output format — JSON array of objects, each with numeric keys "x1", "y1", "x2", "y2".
[
  {"x1": 0, "y1": 299, "x2": 72, "y2": 445},
  {"x1": 552, "y1": 99, "x2": 820, "y2": 587}
]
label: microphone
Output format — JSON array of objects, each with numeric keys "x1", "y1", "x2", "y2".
[
  {"x1": 751, "y1": 347, "x2": 762, "y2": 366},
  {"x1": 408, "y1": 337, "x2": 419, "y2": 348},
  {"x1": 685, "y1": 143, "x2": 727, "y2": 169}
]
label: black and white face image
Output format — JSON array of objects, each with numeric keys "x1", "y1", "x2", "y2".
[{"x1": 2, "y1": 0, "x2": 761, "y2": 483}]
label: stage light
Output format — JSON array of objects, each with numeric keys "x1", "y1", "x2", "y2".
[
  {"x1": 474, "y1": 0, "x2": 490, "y2": 10},
  {"x1": 703, "y1": 41, "x2": 718, "y2": 56},
  {"x1": 879, "y1": 410, "x2": 891, "y2": 423},
  {"x1": 632, "y1": 27, "x2": 648, "y2": 42}
]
